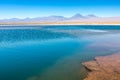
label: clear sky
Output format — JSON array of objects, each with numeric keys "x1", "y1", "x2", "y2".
[{"x1": 0, "y1": 0, "x2": 120, "y2": 19}]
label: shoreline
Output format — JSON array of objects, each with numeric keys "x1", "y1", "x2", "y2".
[
  {"x1": 0, "y1": 22, "x2": 120, "y2": 26},
  {"x1": 83, "y1": 52, "x2": 120, "y2": 80},
  {"x1": 0, "y1": 24, "x2": 120, "y2": 27}
]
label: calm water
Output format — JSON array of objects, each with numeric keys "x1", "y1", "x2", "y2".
[{"x1": 0, "y1": 25, "x2": 120, "y2": 80}]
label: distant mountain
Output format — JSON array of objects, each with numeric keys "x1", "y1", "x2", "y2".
[
  {"x1": 69, "y1": 14, "x2": 85, "y2": 19},
  {"x1": 0, "y1": 16, "x2": 67, "y2": 22},
  {"x1": 86, "y1": 14, "x2": 97, "y2": 18},
  {"x1": 31, "y1": 16, "x2": 66, "y2": 22},
  {"x1": 0, "y1": 14, "x2": 120, "y2": 23},
  {"x1": 0, "y1": 14, "x2": 97, "y2": 22}
]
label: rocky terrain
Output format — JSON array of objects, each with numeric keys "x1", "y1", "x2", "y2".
[{"x1": 83, "y1": 53, "x2": 120, "y2": 80}]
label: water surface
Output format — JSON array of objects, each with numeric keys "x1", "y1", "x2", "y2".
[{"x1": 0, "y1": 25, "x2": 120, "y2": 80}]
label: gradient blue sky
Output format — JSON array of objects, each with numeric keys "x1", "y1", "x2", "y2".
[{"x1": 0, "y1": 0, "x2": 120, "y2": 19}]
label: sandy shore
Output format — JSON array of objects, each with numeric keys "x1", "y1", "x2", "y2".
[
  {"x1": 83, "y1": 53, "x2": 120, "y2": 80},
  {"x1": 0, "y1": 22, "x2": 120, "y2": 26}
]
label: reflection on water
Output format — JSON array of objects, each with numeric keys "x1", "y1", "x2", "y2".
[{"x1": 0, "y1": 25, "x2": 120, "y2": 80}]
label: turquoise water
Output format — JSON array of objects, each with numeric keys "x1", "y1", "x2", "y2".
[{"x1": 0, "y1": 25, "x2": 120, "y2": 80}]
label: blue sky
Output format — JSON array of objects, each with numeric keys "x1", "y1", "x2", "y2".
[{"x1": 0, "y1": 0, "x2": 120, "y2": 19}]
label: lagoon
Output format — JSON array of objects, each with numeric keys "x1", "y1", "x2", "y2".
[{"x1": 0, "y1": 25, "x2": 120, "y2": 80}]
